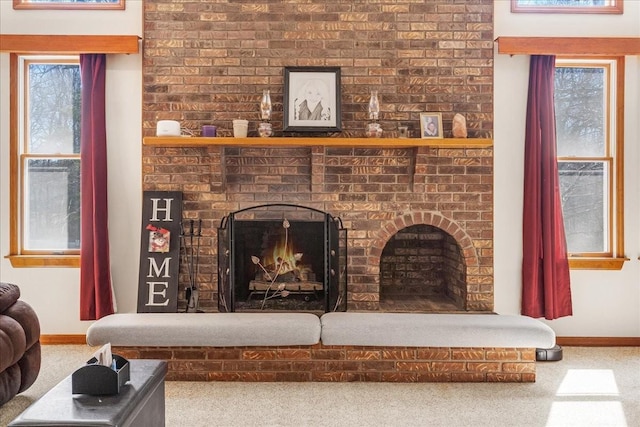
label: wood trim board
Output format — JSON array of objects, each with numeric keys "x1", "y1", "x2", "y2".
[{"x1": 39, "y1": 334, "x2": 640, "y2": 347}]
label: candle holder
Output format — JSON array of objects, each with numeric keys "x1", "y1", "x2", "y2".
[
  {"x1": 260, "y1": 89, "x2": 272, "y2": 121},
  {"x1": 259, "y1": 89, "x2": 273, "y2": 137},
  {"x1": 368, "y1": 90, "x2": 380, "y2": 122},
  {"x1": 366, "y1": 90, "x2": 382, "y2": 137}
]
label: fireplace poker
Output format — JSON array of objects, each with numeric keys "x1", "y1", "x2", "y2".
[
  {"x1": 195, "y1": 220, "x2": 202, "y2": 283},
  {"x1": 179, "y1": 220, "x2": 189, "y2": 277},
  {"x1": 189, "y1": 219, "x2": 202, "y2": 313},
  {"x1": 179, "y1": 221, "x2": 192, "y2": 309},
  {"x1": 189, "y1": 219, "x2": 194, "y2": 295},
  {"x1": 180, "y1": 219, "x2": 201, "y2": 313},
  {"x1": 188, "y1": 220, "x2": 198, "y2": 313}
]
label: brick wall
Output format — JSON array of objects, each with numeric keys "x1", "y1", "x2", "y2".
[
  {"x1": 114, "y1": 344, "x2": 536, "y2": 383},
  {"x1": 142, "y1": 0, "x2": 493, "y2": 138},
  {"x1": 142, "y1": 0, "x2": 494, "y2": 312}
]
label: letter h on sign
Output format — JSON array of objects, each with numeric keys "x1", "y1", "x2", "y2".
[{"x1": 137, "y1": 191, "x2": 183, "y2": 313}]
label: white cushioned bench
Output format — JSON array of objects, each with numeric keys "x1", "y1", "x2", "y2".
[
  {"x1": 87, "y1": 312, "x2": 555, "y2": 349},
  {"x1": 86, "y1": 312, "x2": 321, "y2": 347},
  {"x1": 320, "y1": 312, "x2": 556, "y2": 348},
  {"x1": 86, "y1": 311, "x2": 556, "y2": 383}
]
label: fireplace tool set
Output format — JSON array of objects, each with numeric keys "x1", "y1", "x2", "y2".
[{"x1": 180, "y1": 219, "x2": 202, "y2": 313}]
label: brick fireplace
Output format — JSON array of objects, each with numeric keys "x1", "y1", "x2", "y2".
[
  {"x1": 141, "y1": 0, "x2": 494, "y2": 313},
  {"x1": 142, "y1": 142, "x2": 493, "y2": 312},
  {"x1": 217, "y1": 203, "x2": 348, "y2": 313}
]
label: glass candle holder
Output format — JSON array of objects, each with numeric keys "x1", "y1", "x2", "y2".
[
  {"x1": 201, "y1": 125, "x2": 217, "y2": 137},
  {"x1": 368, "y1": 90, "x2": 380, "y2": 121},
  {"x1": 366, "y1": 123, "x2": 383, "y2": 138},
  {"x1": 260, "y1": 89, "x2": 272, "y2": 121},
  {"x1": 258, "y1": 122, "x2": 272, "y2": 137}
]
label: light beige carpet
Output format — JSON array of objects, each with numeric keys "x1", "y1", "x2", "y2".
[{"x1": 1, "y1": 345, "x2": 638, "y2": 427}]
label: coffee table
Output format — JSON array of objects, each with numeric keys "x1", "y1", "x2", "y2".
[{"x1": 9, "y1": 359, "x2": 167, "y2": 427}]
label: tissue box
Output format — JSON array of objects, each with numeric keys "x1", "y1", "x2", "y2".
[{"x1": 71, "y1": 354, "x2": 130, "y2": 395}]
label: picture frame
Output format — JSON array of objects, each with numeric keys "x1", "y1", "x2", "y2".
[
  {"x1": 510, "y1": 0, "x2": 622, "y2": 15},
  {"x1": 283, "y1": 66, "x2": 341, "y2": 133},
  {"x1": 13, "y1": 0, "x2": 125, "y2": 10},
  {"x1": 420, "y1": 113, "x2": 443, "y2": 139}
]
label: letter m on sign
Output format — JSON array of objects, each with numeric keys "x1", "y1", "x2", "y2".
[{"x1": 137, "y1": 191, "x2": 183, "y2": 313}]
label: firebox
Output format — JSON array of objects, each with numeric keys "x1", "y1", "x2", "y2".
[{"x1": 217, "y1": 204, "x2": 347, "y2": 313}]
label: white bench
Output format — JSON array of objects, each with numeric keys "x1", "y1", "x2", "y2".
[
  {"x1": 87, "y1": 312, "x2": 555, "y2": 349},
  {"x1": 86, "y1": 312, "x2": 322, "y2": 347},
  {"x1": 320, "y1": 312, "x2": 556, "y2": 348}
]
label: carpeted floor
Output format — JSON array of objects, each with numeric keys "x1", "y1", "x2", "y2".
[{"x1": 1, "y1": 345, "x2": 638, "y2": 426}]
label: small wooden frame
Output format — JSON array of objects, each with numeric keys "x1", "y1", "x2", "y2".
[{"x1": 420, "y1": 113, "x2": 443, "y2": 139}]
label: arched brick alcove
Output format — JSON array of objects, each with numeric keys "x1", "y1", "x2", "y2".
[
  {"x1": 379, "y1": 224, "x2": 467, "y2": 311},
  {"x1": 367, "y1": 212, "x2": 492, "y2": 313}
]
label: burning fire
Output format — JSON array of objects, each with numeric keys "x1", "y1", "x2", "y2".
[
  {"x1": 263, "y1": 237, "x2": 302, "y2": 276},
  {"x1": 249, "y1": 218, "x2": 317, "y2": 308},
  {"x1": 251, "y1": 220, "x2": 303, "y2": 280}
]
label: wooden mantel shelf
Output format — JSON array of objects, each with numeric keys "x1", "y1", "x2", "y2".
[{"x1": 143, "y1": 136, "x2": 493, "y2": 148}]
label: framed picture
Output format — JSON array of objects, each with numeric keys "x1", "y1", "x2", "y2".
[
  {"x1": 283, "y1": 66, "x2": 341, "y2": 132},
  {"x1": 420, "y1": 113, "x2": 443, "y2": 139},
  {"x1": 13, "y1": 0, "x2": 125, "y2": 9},
  {"x1": 511, "y1": 0, "x2": 622, "y2": 14}
]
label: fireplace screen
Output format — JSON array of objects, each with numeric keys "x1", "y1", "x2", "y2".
[{"x1": 218, "y1": 204, "x2": 347, "y2": 313}]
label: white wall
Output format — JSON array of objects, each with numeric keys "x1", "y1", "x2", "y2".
[
  {"x1": 1, "y1": 1, "x2": 638, "y2": 337},
  {"x1": 0, "y1": 0, "x2": 143, "y2": 334},
  {"x1": 494, "y1": 0, "x2": 640, "y2": 336}
]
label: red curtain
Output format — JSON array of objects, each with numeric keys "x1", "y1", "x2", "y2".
[
  {"x1": 79, "y1": 54, "x2": 114, "y2": 320},
  {"x1": 521, "y1": 55, "x2": 573, "y2": 320}
]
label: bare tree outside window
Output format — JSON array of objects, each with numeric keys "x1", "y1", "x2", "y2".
[
  {"x1": 512, "y1": 0, "x2": 622, "y2": 14},
  {"x1": 519, "y1": 0, "x2": 609, "y2": 5},
  {"x1": 555, "y1": 67, "x2": 605, "y2": 157},
  {"x1": 14, "y1": 0, "x2": 124, "y2": 10},
  {"x1": 555, "y1": 62, "x2": 613, "y2": 255},
  {"x1": 23, "y1": 59, "x2": 81, "y2": 251},
  {"x1": 28, "y1": 64, "x2": 81, "y2": 154}
]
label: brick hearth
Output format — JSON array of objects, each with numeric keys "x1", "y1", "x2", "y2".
[{"x1": 113, "y1": 344, "x2": 536, "y2": 383}]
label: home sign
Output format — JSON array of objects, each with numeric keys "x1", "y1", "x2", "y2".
[{"x1": 137, "y1": 191, "x2": 183, "y2": 313}]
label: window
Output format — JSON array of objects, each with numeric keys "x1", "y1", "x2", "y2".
[
  {"x1": 8, "y1": 55, "x2": 81, "y2": 267},
  {"x1": 4, "y1": 35, "x2": 137, "y2": 268},
  {"x1": 511, "y1": 0, "x2": 623, "y2": 14},
  {"x1": 13, "y1": 0, "x2": 124, "y2": 10},
  {"x1": 554, "y1": 57, "x2": 625, "y2": 269}
]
